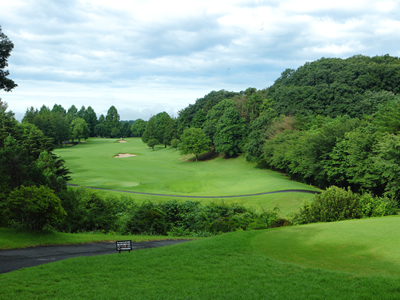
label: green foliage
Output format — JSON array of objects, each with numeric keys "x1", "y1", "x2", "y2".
[
  {"x1": 57, "y1": 188, "x2": 122, "y2": 233},
  {"x1": 359, "y1": 193, "x2": 398, "y2": 217},
  {"x1": 130, "y1": 118, "x2": 147, "y2": 137},
  {"x1": 5, "y1": 185, "x2": 66, "y2": 230},
  {"x1": 0, "y1": 26, "x2": 17, "y2": 92},
  {"x1": 147, "y1": 138, "x2": 158, "y2": 150},
  {"x1": 292, "y1": 186, "x2": 398, "y2": 225},
  {"x1": 94, "y1": 123, "x2": 106, "y2": 137},
  {"x1": 203, "y1": 99, "x2": 236, "y2": 143},
  {"x1": 120, "y1": 121, "x2": 131, "y2": 138},
  {"x1": 126, "y1": 201, "x2": 168, "y2": 235},
  {"x1": 372, "y1": 133, "x2": 400, "y2": 199},
  {"x1": 268, "y1": 55, "x2": 400, "y2": 118},
  {"x1": 105, "y1": 105, "x2": 120, "y2": 137},
  {"x1": 70, "y1": 117, "x2": 89, "y2": 142},
  {"x1": 214, "y1": 106, "x2": 247, "y2": 157},
  {"x1": 373, "y1": 96, "x2": 400, "y2": 133},
  {"x1": 110, "y1": 126, "x2": 121, "y2": 138},
  {"x1": 293, "y1": 186, "x2": 362, "y2": 224},
  {"x1": 83, "y1": 106, "x2": 98, "y2": 137},
  {"x1": 170, "y1": 138, "x2": 180, "y2": 148},
  {"x1": 179, "y1": 127, "x2": 211, "y2": 160}
]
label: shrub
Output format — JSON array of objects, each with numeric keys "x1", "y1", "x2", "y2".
[
  {"x1": 170, "y1": 138, "x2": 180, "y2": 148},
  {"x1": 292, "y1": 186, "x2": 362, "y2": 224},
  {"x1": 292, "y1": 186, "x2": 398, "y2": 225},
  {"x1": 126, "y1": 201, "x2": 168, "y2": 235},
  {"x1": 56, "y1": 188, "x2": 121, "y2": 233},
  {"x1": 359, "y1": 193, "x2": 398, "y2": 217},
  {"x1": 5, "y1": 185, "x2": 66, "y2": 230}
]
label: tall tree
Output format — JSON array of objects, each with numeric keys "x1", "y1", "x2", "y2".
[
  {"x1": 0, "y1": 26, "x2": 17, "y2": 92},
  {"x1": 77, "y1": 106, "x2": 86, "y2": 118},
  {"x1": 105, "y1": 106, "x2": 120, "y2": 137},
  {"x1": 83, "y1": 106, "x2": 98, "y2": 137},
  {"x1": 70, "y1": 118, "x2": 89, "y2": 143},
  {"x1": 180, "y1": 128, "x2": 211, "y2": 161},
  {"x1": 131, "y1": 119, "x2": 147, "y2": 137},
  {"x1": 214, "y1": 107, "x2": 247, "y2": 157}
]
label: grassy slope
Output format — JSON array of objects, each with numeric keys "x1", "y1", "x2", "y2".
[
  {"x1": 55, "y1": 138, "x2": 319, "y2": 216},
  {"x1": 2, "y1": 217, "x2": 400, "y2": 299},
  {"x1": 252, "y1": 215, "x2": 400, "y2": 276}
]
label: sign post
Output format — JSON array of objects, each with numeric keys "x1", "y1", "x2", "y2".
[{"x1": 116, "y1": 240, "x2": 133, "y2": 253}]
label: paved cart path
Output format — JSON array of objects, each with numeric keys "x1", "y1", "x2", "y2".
[
  {"x1": 67, "y1": 183, "x2": 321, "y2": 198},
  {"x1": 0, "y1": 240, "x2": 191, "y2": 275}
]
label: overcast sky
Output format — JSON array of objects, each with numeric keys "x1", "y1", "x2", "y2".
[{"x1": 1, "y1": 0, "x2": 399, "y2": 121}]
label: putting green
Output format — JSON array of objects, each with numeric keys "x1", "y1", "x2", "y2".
[{"x1": 251, "y1": 215, "x2": 400, "y2": 276}]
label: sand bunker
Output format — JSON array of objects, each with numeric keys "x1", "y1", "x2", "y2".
[
  {"x1": 118, "y1": 140, "x2": 127, "y2": 143},
  {"x1": 114, "y1": 153, "x2": 137, "y2": 158}
]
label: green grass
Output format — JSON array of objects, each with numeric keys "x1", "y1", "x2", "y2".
[
  {"x1": 252, "y1": 215, "x2": 400, "y2": 276},
  {"x1": 0, "y1": 228, "x2": 185, "y2": 250},
  {"x1": 2, "y1": 217, "x2": 400, "y2": 299},
  {"x1": 55, "y1": 138, "x2": 319, "y2": 216}
]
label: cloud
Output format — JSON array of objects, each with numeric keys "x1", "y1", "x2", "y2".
[{"x1": 1, "y1": 0, "x2": 400, "y2": 120}]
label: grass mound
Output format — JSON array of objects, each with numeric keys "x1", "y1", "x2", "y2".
[{"x1": 252, "y1": 215, "x2": 400, "y2": 276}]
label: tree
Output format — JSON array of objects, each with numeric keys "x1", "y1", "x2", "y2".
[
  {"x1": 110, "y1": 127, "x2": 121, "y2": 138},
  {"x1": 203, "y1": 99, "x2": 236, "y2": 144},
  {"x1": 71, "y1": 118, "x2": 89, "y2": 142},
  {"x1": 120, "y1": 121, "x2": 131, "y2": 138},
  {"x1": 131, "y1": 119, "x2": 147, "y2": 137},
  {"x1": 77, "y1": 106, "x2": 86, "y2": 118},
  {"x1": 179, "y1": 128, "x2": 211, "y2": 161},
  {"x1": 0, "y1": 26, "x2": 17, "y2": 92},
  {"x1": 51, "y1": 104, "x2": 66, "y2": 115},
  {"x1": 147, "y1": 138, "x2": 158, "y2": 150},
  {"x1": 94, "y1": 123, "x2": 106, "y2": 137},
  {"x1": 83, "y1": 106, "x2": 98, "y2": 137},
  {"x1": 214, "y1": 107, "x2": 247, "y2": 157},
  {"x1": 105, "y1": 106, "x2": 120, "y2": 137},
  {"x1": 5, "y1": 185, "x2": 66, "y2": 230}
]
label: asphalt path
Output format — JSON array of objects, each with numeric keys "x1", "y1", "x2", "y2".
[
  {"x1": 0, "y1": 239, "x2": 191, "y2": 275},
  {"x1": 66, "y1": 183, "x2": 321, "y2": 198}
]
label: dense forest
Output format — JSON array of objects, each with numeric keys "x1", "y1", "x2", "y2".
[{"x1": 2, "y1": 24, "x2": 400, "y2": 232}]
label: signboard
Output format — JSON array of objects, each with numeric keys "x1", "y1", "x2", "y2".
[{"x1": 116, "y1": 240, "x2": 133, "y2": 253}]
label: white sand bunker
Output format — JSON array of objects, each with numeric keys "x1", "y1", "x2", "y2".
[
  {"x1": 114, "y1": 153, "x2": 137, "y2": 158},
  {"x1": 118, "y1": 140, "x2": 127, "y2": 143}
]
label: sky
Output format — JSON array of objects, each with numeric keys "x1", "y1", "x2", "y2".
[{"x1": 1, "y1": 0, "x2": 400, "y2": 121}]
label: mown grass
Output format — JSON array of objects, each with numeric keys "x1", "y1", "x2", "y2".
[
  {"x1": 252, "y1": 215, "x2": 400, "y2": 276},
  {"x1": 2, "y1": 217, "x2": 400, "y2": 299},
  {"x1": 0, "y1": 228, "x2": 184, "y2": 250},
  {"x1": 55, "y1": 138, "x2": 319, "y2": 216}
]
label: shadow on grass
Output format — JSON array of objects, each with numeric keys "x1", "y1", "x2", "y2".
[{"x1": 186, "y1": 149, "x2": 222, "y2": 162}]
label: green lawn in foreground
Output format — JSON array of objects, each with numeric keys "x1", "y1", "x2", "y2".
[
  {"x1": 2, "y1": 217, "x2": 400, "y2": 299},
  {"x1": 55, "y1": 138, "x2": 319, "y2": 215},
  {"x1": 252, "y1": 215, "x2": 400, "y2": 276}
]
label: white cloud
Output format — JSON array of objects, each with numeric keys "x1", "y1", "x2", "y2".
[{"x1": 1, "y1": 0, "x2": 400, "y2": 120}]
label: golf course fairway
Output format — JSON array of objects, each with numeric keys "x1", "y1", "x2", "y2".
[{"x1": 55, "y1": 138, "x2": 320, "y2": 215}]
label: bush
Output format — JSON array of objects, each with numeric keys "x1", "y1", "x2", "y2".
[
  {"x1": 57, "y1": 188, "x2": 122, "y2": 233},
  {"x1": 293, "y1": 186, "x2": 362, "y2": 224},
  {"x1": 292, "y1": 186, "x2": 398, "y2": 225},
  {"x1": 359, "y1": 193, "x2": 398, "y2": 217},
  {"x1": 170, "y1": 138, "x2": 180, "y2": 148},
  {"x1": 125, "y1": 201, "x2": 168, "y2": 235},
  {"x1": 5, "y1": 185, "x2": 66, "y2": 230}
]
